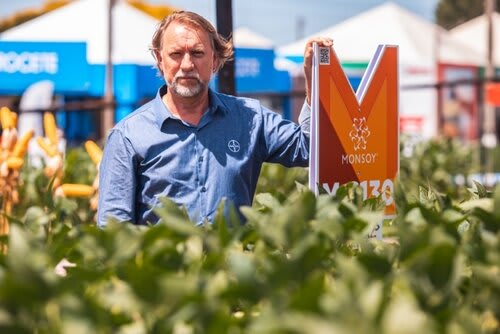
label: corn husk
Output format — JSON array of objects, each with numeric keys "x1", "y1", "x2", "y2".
[
  {"x1": 43, "y1": 112, "x2": 58, "y2": 147},
  {"x1": 12, "y1": 130, "x2": 34, "y2": 158},
  {"x1": 58, "y1": 184, "x2": 95, "y2": 198},
  {"x1": 85, "y1": 140, "x2": 103, "y2": 165}
]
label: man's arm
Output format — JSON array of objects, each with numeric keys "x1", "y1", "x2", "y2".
[
  {"x1": 298, "y1": 101, "x2": 311, "y2": 136},
  {"x1": 97, "y1": 129, "x2": 138, "y2": 228},
  {"x1": 260, "y1": 37, "x2": 332, "y2": 167},
  {"x1": 261, "y1": 104, "x2": 309, "y2": 167}
]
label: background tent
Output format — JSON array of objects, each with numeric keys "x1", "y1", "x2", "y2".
[
  {"x1": 449, "y1": 12, "x2": 500, "y2": 67},
  {"x1": 0, "y1": 0, "x2": 158, "y2": 65},
  {"x1": 449, "y1": 12, "x2": 500, "y2": 142},
  {"x1": 277, "y1": 2, "x2": 482, "y2": 139},
  {"x1": 233, "y1": 26, "x2": 274, "y2": 49},
  {"x1": 277, "y1": 2, "x2": 481, "y2": 68},
  {"x1": 0, "y1": 0, "x2": 164, "y2": 141}
]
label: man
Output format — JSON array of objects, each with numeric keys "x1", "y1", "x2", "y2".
[{"x1": 98, "y1": 11, "x2": 332, "y2": 227}]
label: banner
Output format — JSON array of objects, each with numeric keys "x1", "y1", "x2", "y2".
[
  {"x1": 309, "y1": 44, "x2": 399, "y2": 230},
  {"x1": 0, "y1": 41, "x2": 89, "y2": 94}
]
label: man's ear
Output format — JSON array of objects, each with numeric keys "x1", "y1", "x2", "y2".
[
  {"x1": 154, "y1": 50, "x2": 162, "y2": 65},
  {"x1": 212, "y1": 54, "x2": 219, "y2": 73}
]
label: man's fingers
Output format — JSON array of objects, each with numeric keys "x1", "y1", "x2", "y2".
[{"x1": 304, "y1": 37, "x2": 333, "y2": 57}]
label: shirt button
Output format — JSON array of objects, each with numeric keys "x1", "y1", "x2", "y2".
[{"x1": 201, "y1": 186, "x2": 207, "y2": 192}]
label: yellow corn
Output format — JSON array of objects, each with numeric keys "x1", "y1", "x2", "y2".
[
  {"x1": 10, "y1": 111, "x2": 17, "y2": 128},
  {"x1": 43, "y1": 112, "x2": 58, "y2": 146},
  {"x1": 0, "y1": 106, "x2": 14, "y2": 129},
  {"x1": 85, "y1": 140, "x2": 103, "y2": 165},
  {"x1": 6, "y1": 156, "x2": 24, "y2": 170},
  {"x1": 12, "y1": 130, "x2": 35, "y2": 158},
  {"x1": 0, "y1": 150, "x2": 8, "y2": 163},
  {"x1": 60, "y1": 184, "x2": 95, "y2": 197},
  {"x1": 36, "y1": 137, "x2": 58, "y2": 157}
]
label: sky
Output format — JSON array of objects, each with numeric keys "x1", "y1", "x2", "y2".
[{"x1": 0, "y1": 0, "x2": 439, "y2": 46}]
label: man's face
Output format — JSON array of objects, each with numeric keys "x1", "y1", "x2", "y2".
[{"x1": 158, "y1": 21, "x2": 217, "y2": 98}]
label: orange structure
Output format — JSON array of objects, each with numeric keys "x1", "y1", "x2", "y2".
[{"x1": 310, "y1": 45, "x2": 399, "y2": 217}]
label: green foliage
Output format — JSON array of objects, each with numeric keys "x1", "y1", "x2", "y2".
[
  {"x1": 0, "y1": 137, "x2": 499, "y2": 333},
  {"x1": 399, "y1": 136, "x2": 479, "y2": 199},
  {"x1": 62, "y1": 147, "x2": 97, "y2": 185},
  {"x1": 255, "y1": 163, "x2": 308, "y2": 199}
]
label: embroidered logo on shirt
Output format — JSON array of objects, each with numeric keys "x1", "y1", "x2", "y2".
[{"x1": 228, "y1": 140, "x2": 240, "y2": 153}]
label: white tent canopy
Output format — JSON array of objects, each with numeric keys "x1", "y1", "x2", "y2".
[
  {"x1": 276, "y1": 1, "x2": 486, "y2": 140},
  {"x1": 277, "y1": 2, "x2": 482, "y2": 68},
  {"x1": 233, "y1": 26, "x2": 274, "y2": 49},
  {"x1": 449, "y1": 12, "x2": 500, "y2": 67},
  {"x1": 0, "y1": 0, "x2": 159, "y2": 65},
  {"x1": 0, "y1": 1, "x2": 278, "y2": 65}
]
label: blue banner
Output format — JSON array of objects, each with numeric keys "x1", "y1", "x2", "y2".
[
  {"x1": 0, "y1": 41, "x2": 89, "y2": 94},
  {"x1": 234, "y1": 48, "x2": 290, "y2": 93}
]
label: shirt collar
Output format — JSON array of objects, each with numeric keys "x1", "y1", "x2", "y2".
[{"x1": 153, "y1": 85, "x2": 229, "y2": 128}]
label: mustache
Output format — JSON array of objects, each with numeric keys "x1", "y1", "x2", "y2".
[{"x1": 174, "y1": 72, "x2": 200, "y2": 81}]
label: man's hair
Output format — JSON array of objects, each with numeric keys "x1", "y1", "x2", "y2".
[{"x1": 150, "y1": 11, "x2": 233, "y2": 75}]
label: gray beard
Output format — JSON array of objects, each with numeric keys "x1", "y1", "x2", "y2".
[{"x1": 168, "y1": 77, "x2": 206, "y2": 98}]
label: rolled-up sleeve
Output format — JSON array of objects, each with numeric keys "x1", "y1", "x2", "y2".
[
  {"x1": 262, "y1": 100, "x2": 310, "y2": 167},
  {"x1": 97, "y1": 129, "x2": 137, "y2": 228}
]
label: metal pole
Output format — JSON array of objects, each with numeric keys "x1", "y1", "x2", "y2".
[
  {"x1": 295, "y1": 16, "x2": 305, "y2": 41},
  {"x1": 434, "y1": 24, "x2": 442, "y2": 132},
  {"x1": 101, "y1": 0, "x2": 115, "y2": 139},
  {"x1": 482, "y1": 0, "x2": 497, "y2": 173},
  {"x1": 216, "y1": 0, "x2": 236, "y2": 95}
]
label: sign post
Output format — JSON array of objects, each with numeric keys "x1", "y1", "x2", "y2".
[{"x1": 310, "y1": 44, "x2": 399, "y2": 238}]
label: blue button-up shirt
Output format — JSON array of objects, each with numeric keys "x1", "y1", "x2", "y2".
[{"x1": 98, "y1": 86, "x2": 310, "y2": 227}]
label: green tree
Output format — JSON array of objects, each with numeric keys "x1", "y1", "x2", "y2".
[{"x1": 436, "y1": 0, "x2": 500, "y2": 29}]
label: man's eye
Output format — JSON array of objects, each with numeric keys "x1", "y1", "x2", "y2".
[
  {"x1": 170, "y1": 52, "x2": 181, "y2": 57},
  {"x1": 192, "y1": 51, "x2": 204, "y2": 57}
]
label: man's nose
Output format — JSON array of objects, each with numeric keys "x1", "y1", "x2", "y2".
[{"x1": 180, "y1": 53, "x2": 194, "y2": 70}]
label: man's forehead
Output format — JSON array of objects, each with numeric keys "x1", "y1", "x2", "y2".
[{"x1": 164, "y1": 22, "x2": 207, "y2": 39}]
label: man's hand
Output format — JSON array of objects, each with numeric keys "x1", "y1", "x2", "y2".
[{"x1": 303, "y1": 37, "x2": 334, "y2": 105}]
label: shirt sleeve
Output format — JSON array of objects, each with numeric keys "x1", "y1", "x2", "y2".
[
  {"x1": 262, "y1": 99, "x2": 310, "y2": 167},
  {"x1": 298, "y1": 100, "x2": 311, "y2": 136},
  {"x1": 97, "y1": 129, "x2": 138, "y2": 228}
]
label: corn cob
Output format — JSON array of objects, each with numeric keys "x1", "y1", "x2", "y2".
[
  {"x1": 1, "y1": 129, "x2": 10, "y2": 151},
  {"x1": 2, "y1": 128, "x2": 18, "y2": 152},
  {"x1": 0, "y1": 161, "x2": 8, "y2": 177},
  {"x1": 10, "y1": 111, "x2": 17, "y2": 128},
  {"x1": 43, "y1": 112, "x2": 58, "y2": 147},
  {"x1": 85, "y1": 140, "x2": 103, "y2": 165},
  {"x1": 12, "y1": 130, "x2": 34, "y2": 158},
  {"x1": 36, "y1": 137, "x2": 58, "y2": 157},
  {"x1": 58, "y1": 184, "x2": 95, "y2": 197},
  {"x1": 0, "y1": 107, "x2": 14, "y2": 129},
  {"x1": 6, "y1": 157, "x2": 24, "y2": 170},
  {"x1": 0, "y1": 150, "x2": 8, "y2": 163}
]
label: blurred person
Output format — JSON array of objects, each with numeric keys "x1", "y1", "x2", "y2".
[
  {"x1": 98, "y1": 10, "x2": 332, "y2": 227},
  {"x1": 442, "y1": 87, "x2": 470, "y2": 140}
]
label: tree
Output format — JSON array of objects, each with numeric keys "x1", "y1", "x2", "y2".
[{"x1": 436, "y1": 0, "x2": 500, "y2": 29}]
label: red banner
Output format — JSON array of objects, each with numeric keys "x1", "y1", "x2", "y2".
[{"x1": 486, "y1": 83, "x2": 500, "y2": 106}]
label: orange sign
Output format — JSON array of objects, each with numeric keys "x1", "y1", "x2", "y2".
[
  {"x1": 486, "y1": 82, "x2": 500, "y2": 106},
  {"x1": 309, "y1": 45, "x2": 399, "y2": 217}
]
